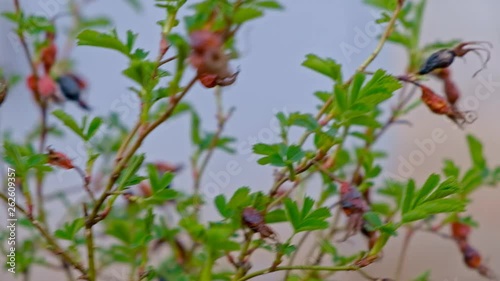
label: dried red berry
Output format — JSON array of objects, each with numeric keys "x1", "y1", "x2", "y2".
[
  {"x1": 47, "y1": 148, "x2": 74, "y2": 169},
  {"x1": 420, "y1": 85, "x2": 452, "y2": 115},
  {"x1": 451, "y1": 222, "x2": 471, "y2": 241},
  {"x1": 339, "y1": 181, "x2": 370, "y2": 240},
  {"x1": 418, "y1": 41, "x2": 492, "y2": 77},
  {"x1": 189, "y1": 29, "x2": 239, "y2": 88},
  {"x1": 38, "y1": 75, "x2": 57, "y2": 98},
  {"x1": 443, "y1": 77, "x2": 460, "y2": 105},
  {"x1": 41, "y1": 43, "x2": 57, "y2": 74},
  {"x1": 242, "y1": 207, "x2": 275, "y2": 239},
  {"x1": 462, "y1": 244, "x2": 482, "y2": 269}
]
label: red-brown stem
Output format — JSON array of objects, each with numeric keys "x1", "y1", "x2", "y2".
[{"x1": 394, "y1": 226, "x2": 415, "y2": 280}]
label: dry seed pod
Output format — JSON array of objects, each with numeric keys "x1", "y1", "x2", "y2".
[
  {"x1": 338, "y1": 181, "x2": 370, "y2": 240},
  {"x1": 242, "y1": 207, "x2": 275, "y2": 239},
  {"x1": 418, "y1": 41, "x2": 492, "y2": 77},
  {"x1": 47, "y1": 147, "x2": 75, "y2": 169}
]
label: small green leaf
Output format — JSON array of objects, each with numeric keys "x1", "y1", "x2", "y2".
[
  {"x1": 77, "y1": 29, "x2": 129, "y2": 57},
  {"x1": 86, "y1": 117, "x2": 103, "y2": 140},
  {"x1": 402, "y1": 179, "x2": 415, "y2": 214},
  {"x1": 255, "y1": 1, "x2": 283, "y2": 10},
  {"x1": 467, "y1": 134, "x2": 487, "y2": 169},
  {"x1": 413, "y1": 174, "x2": 440, "y2": 207},
  {"x1": 302, "y1": 54, "x2": 342, "y2": 82},
  {"x1": 233, "y1": 7, "x2": 263, "y2": 24},
  {"x1": 363, "y1": 212, "x2": 384, "y2": 231},
  {"x1": 52, "y1": 109, "x2": 86, "y2": 139}
]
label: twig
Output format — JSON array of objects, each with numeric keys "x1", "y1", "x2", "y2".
[
  {"x1": 194, "y1": 86, "x2": 235, "y2": 209},
  {"x1": 83, "y1": 205, "x2": 96, "y2": 281},
  {"x1": 394, "y1": 226, "x2": 415, "y2": 280},
  {"x1": 158, "y1": 55, "x2": 178, "y2": 66},
  {"x1": 237, "y1": 265, "x2": 358, "y2": 281}
]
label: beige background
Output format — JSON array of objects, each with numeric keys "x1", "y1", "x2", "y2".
[{"x1": 1, "y1": 0, "x2": 499, "y2": 280}]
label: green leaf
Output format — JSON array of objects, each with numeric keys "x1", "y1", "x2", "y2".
[
  {"x1": 77, "y1": 29, "x2": 129, "y2": 57},
  {"x1": 412, "y1": 271, "x2": 431, "y2": 281},
  {"x1": 256, "y1": 1, "x2": 283, "y2": 10},
  {"x1": 190, "y1": 110, "x2": 201, "y2": 145},
  {"x1": 287, "y1": 113, "x2": 319, "y2": 131},
  {"x1": 286, "y1": 145, "x2": 304, "y2": 163},
  {"x1": 423, "y1": 177, "x2": 459, "y2": 202},
  {"x1": 86, "y1": 117, "x2": 103, "y2": 140},
  {"x1": 284, "y1": 199, "x2": 301, "y2": 231},
  {"x1": 302, "y1": 54, "x2": 342, "y2": 82},
  {"x1": 284, "y1": 198, "x2": 330, "y2": 233},
  {"x1": 214, "y1": 195, "x2": 230, "y2": 218},
  {"x1": 443, "y1": 160, "x2": 460, "y2": 178},
  {"x1": 253, "y1": 143, "x2": 277, "y2": 155},
  {"x1": 117, "y1": 154, "x2": 145, "y2": 190},
  {"x1": 334, "y1": 84, "x2": 348, "y2": 112},
  {"x1": 349, "y1": 73, "x2": 366, "y2": 103},
  {"x1": 467, "y1": 134, "x2": 486, "y2": 169},
  {"x1": 123, "y1": 60, "x2": 163, "y2": 89},
  {"x1": 355, "y1": 69, "x2": 401, "y2": 106},
  {"x1": 402, "y1": 198, "x2": 465, "y2": 223},
  {"x1": 144, "y1": 189, "x2": 178, "y2": 205},
  {"x1": 413, "y1": 174, "x2": 440, "y2": 207},
  {"x1": 363, "y1": 212, "x2": 384, "y2": 231},
  {"x1": 402, "y1": 179, "x2": 415, "y2": 214},
  {"x1": 233, "y1": 7, "x2": 263, "y2": 24},
  {"x1": 265, "y1": 209, "x2": 287, "y2": 223},
  {"x1": 364, "y1": 0, "x2": 398, "y2": 11},
  {"x1": 26, "y1": 154, "x2": 47, "y2": 168},
  {"x1": 227, "y1": 187, "x2": 251, "y2": 210},
  {"x1": 52, "y1": 109, "x2": 86, "y2": 139}
]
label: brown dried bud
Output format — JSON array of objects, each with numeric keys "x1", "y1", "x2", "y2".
[
  {"x1": 462, "y1": 244, "x2": 482, "y2": 269},
  {"x1": 41, "y1": 43, "x2": 57, "y2": 74},
  {"x1": 420, "y1": 85, "x2": 453, "y2": 115},
  {"x1": 242, "y1": 207, "x2": 275, "y2": 239},
  {"x1": 444, "y1": 78, "x2": 460, "y2": 105},
  {"x1": 47, "y1": 148, "x2": 74, "y2": 169},
  {"x1": 451, "y1": 222, "x2": 471, "y2": 241}
]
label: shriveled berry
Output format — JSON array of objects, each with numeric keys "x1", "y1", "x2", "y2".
[
  {"x1": 420, "y1": 85, "x2": 453, "y2": 115},
  {"x1": 242, "y1": 207, "x2": 275, "y2": 239},
  {"x1": 47, "y1": 148, "x2": 74, "y2": 169},
  {"x1": 57, "y1": 75, "x2": 81, "y2": 101},
  {"x1": 444, "y1": 79, "x2": 460, "y2": 105},
  {"x1": 38, "y1": 75, "x2": 57, "y2": 98},
  {"x1": 418, "y1": 49, "x2": 455, "y2": 75},
  {"x1": 462, "y1": 245, "x2": 482, "y2": 269},
  {"x1": 451, "y1": 222, "x2": 471, "y2": 241},
  {"x1": 41, "y1": 43, "x2": 57, "y2": 74}
]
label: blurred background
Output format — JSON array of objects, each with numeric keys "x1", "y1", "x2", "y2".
[{"x1": 1, "y1": 0, "x2": 499, "y2": 280}]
